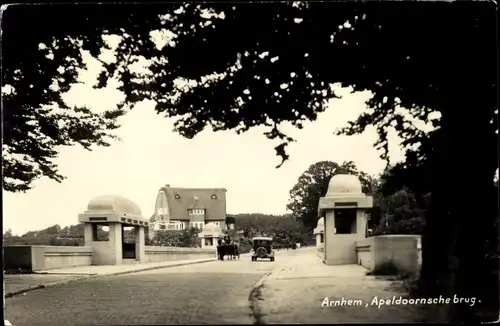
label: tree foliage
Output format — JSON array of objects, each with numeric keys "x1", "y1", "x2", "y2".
[
  {"x1": 287, "y1": 160, "x2": 376, "y2": 229},
  {"x1": 3, "y1": 224, "x2": 86, "y2": 246},
  {"x1": 371, "y1": 188, "x2": 427, "y2": 236},
  {"x1": 233, "y1": 213, "x2": 308, "y2": 245},
  {"x1": 1, "y1": 5, "x2": 130, "y2": 192},
  {"x1": 4, "y1": 3, "x2": 496, "y2": 173}
]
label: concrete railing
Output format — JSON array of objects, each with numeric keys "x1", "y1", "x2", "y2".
[
  {"x1": 145, "y1": 246, "x2": 217, "y2": 262},
  {"x1": 3, "y1": 245, "x2": 93, "y2": 272},
  {"x1": 4, "y1": 245, "x2": 217, "y2": 272},
  {"x1": 355, "y1": 235, "x2": 421, "y2": 275}
]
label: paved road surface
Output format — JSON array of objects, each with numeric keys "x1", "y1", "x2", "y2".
[{"x1": 5, "y1": 251, "x2": 298, "y2": 325}]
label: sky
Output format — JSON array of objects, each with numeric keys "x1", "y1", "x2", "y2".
[{"x1": 2, "y1": 29, "x2": 439, "y2": 236}]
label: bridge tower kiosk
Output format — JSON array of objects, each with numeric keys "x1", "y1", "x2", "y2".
[
  {"x1": 78, "y1": 195, "x2": 149, "y2": 265},
  {"x1": 318, "y1": 174, "x2": 373, "y2": 265},
  {"x1": 198, "y1": 222, "x2": 222, "y2": 249},
  {"x1": 313, "y1": 217, "x2": 325, "y2": 259}
]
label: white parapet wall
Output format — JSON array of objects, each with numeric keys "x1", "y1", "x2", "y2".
[
  {"x1": 355, "y1": 235, "x2": 421, "y2": 275},
  {"x1": 4, "y1": 245, "x2": 218, "y2": 272},
  {"x1": 4, "y1": 245, "x2": 93, "y2": 272},
  {"x1": 145, "y1": 246, "x2": 217, "y2": 262},
  {"x1": 39, "y1": 246, "x2": 93, "y2": 271}
]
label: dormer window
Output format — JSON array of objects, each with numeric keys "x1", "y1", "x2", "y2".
[
  {"x1": 188, "y1": 209, "x2": 205, "y2": 216},
  {"x1": 175, "y1": 194, "x2": 181, "y2": 199},
  {"x1": 211, "y1": 194, "x2": 217, "y2": 199}
]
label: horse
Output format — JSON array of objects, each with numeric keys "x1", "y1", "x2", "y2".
[
  {"x1": 217, "y1": 238, "x2": 240, "y2": 260},
  {"x1": 226, "y1": 241, "x2": 240, "y2": 260},
  {"x1": 217, "y1": 239, "x2": 226, "y2": 260}
]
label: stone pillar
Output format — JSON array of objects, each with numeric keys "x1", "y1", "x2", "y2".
[
  {"x1": 108, "y1": 222, "x2": 123, "y2": 265},
  {"x1": 135, "y1": 226, "x2": 146, "y2": 262},
  {"x1": 356, "y1": 210, "x2": 368, "y2": 236},
  {"x1": 83, "y1": 223, "x2": 93, "y2": 245}
]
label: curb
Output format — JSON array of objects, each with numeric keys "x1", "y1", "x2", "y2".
[
  {"x1": 248, "y1": 252, "x2": 301, "y2": 325},
  {"x1": 104, "y1": 257, "x2": 217, "y2": 277},
  {"x1": 4, "y1": 275, "x2": 89, "y2": 299},
  {"x1": 248, "y1": 272, "x2": 271, "y2": 325},
  {"x1": 5, "y1": 258, "x2": 217, "y2": 299}
]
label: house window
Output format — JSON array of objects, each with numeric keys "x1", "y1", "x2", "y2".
[
  {"x1": 320, "y1": 233, "x2": 324, "y2": 243},
  {"x1": 188, "y1": 209, "x2": 206, "y2": 216},
  {"x1": 175, "y1": 194, "x2": 181, "y2": 199},
  {"x1": 205, "y1": 238, "x2": 213, "y2": 246},
  {"x1": 211, "y1": 194, "x2": 217, "y2": 199},
  {"x1": 191, "y1": 222, "x2": 202, "y2": 229},
  {"x1": 160, "y1": 225, "x2": 166, "y2": 230}
]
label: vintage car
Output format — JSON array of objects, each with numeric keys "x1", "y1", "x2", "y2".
[{"x1": 251, "y1": 236, "x2": 275, "y2": 262}]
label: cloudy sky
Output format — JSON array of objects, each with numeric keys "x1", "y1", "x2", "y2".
[{"x1": 3, "y1": 30, "x2": 434, "y2": 236}]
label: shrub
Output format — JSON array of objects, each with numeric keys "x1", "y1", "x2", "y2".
[
  {"x1": 403, "y1": 274, "x2": 422, "y2": 297},
  {"x1": 371, "y1": 188, "x2": 427, "y2": 236},
  {"x1": 147, "y1": 228, "x2": 201, "y2": 247},
  {"x1": 373, "y1": 215, "x2": 426, "y2": 236},
  {"x1": 239, "y1": 239, "x2": 253, "y2": 253},
  {"x1": 369, "y1": 262, "x2": 417, "y2": 280},
  {"x1": 368, "y1": 262, "x2": 401, "y2": 276}
]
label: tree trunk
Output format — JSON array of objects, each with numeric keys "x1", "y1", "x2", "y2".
[{"x1": 419, "y1": 95, "x2": 497, "y2": 322}]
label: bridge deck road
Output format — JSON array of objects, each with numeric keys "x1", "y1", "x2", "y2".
[{"x1": 5, "y1": 250, "x2": 300, "y2": 325}]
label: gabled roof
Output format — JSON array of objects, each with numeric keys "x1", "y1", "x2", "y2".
[{"x1": 158, "y1": 185, "x2": 227, "y2": 221}]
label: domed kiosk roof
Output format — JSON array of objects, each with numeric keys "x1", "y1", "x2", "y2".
[
  {"x1": 204, "y1": 222, "x2": 222, "y2": 233},
  {"x1": 326, "y1": 174, "x2": 363, "y2": 196},
  {"x1": 79, "y1": 195, "x2": 147, "y2": 226},
  {"x1": 86, "y1": 195, "x2": 142, "y2": 216},
  {"x1": 198, "y1": 222, "x2": 222, "y2": 238},
  {"x1": 318, "y1": 174, "x2": 373, "y2": 213}
]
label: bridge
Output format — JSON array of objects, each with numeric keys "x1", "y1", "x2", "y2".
[
  {"x1": 4, "y1": 178, "x2": 423, "y2": 324},
  {"x1": 4, "y1": 247, "x2": 420, "y2": 325}
]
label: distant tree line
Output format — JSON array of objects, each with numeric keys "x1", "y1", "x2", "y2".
[{"x1": 3, "y1": 214, "x2": 308, "y2": 250}]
